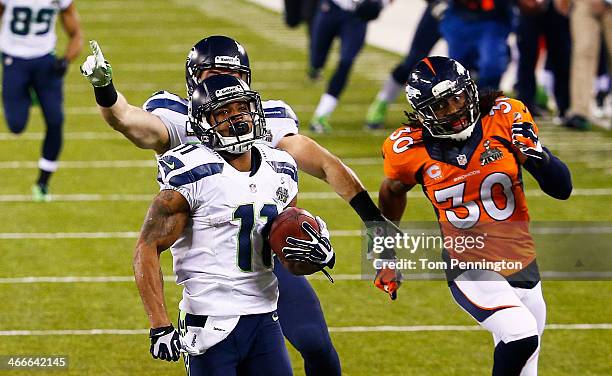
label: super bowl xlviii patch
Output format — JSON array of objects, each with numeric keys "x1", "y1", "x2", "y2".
[
  {"x1": 456, "y1": 154, "x2": 468, "y2": 166},
  {"x1": 479, "y1": 140, "x2": 504, "y2": 166},
  {"x1": 276, "y1": 186, "x2": 289, "y2": 203}
]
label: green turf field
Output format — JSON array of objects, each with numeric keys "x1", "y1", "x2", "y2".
[{"x1": 0, "y1": 0, "x2": 610, "y2": 374}]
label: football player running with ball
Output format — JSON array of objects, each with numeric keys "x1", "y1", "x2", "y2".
[
  {"x1": 379, "y1": 56, "x2": 572, "y2": 375},
  {"x1": 82, "y1": 36, "x2": 401, "y2": 375},
  {"x1": 135, "y1": 74, "x2": 306, "y2": 374}
]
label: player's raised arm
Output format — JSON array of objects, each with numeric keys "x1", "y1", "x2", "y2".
[
  {"x1": 81, "y1": 41, "x2": 171, "y2": 154},
  {"x1": 133, "y1": 189, "x2": 189, "y2": 361},
  {"x1": 277, "y1": 134, "x2": 364, "y2": 201},
  {"x1": 508, "y1": 117, "x2": 573, "y2": 200}
]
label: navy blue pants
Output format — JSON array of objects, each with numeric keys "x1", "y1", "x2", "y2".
[
  {"x1": 184, "y1": 312, "x2": 292, "y2": 376},
  {"x1": 440, "y1": 13, "x2": 511, "y2": 90},
  {"x1": 516, "y1": 5, "x2": 571, "y2": 116},
  {"x1": 274, "y1": 260, "x2": 341, "y2": 375},
  {"x1": 2, "y1": 53, "x2": 64, "y2": 162},
  {"x1": 392, "y1": 3, "x2": 441, "y2": 84},
  {"x1": 310, "y1": 0, "x2": 367, "y2": 98}
]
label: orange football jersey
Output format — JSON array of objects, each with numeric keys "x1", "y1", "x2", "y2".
[{"x1": 382, "y1": 97, "x2": 538, "y2": 274}]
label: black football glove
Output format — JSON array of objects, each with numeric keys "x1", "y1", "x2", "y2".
[
  {"x1": 149, "y1": 325, "x2": 181, "y2": 362},
  {"x1": 54, "y1": 57, "x2": 69, "y2": 77},
  {"x1": 283, "y1": 216, "x2": 335, "y2": 268}
]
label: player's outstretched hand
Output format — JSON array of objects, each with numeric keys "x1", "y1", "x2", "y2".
[
  {"x1": 374, "y1": 262, "x2": 402, "y2": 300},
  {"x1": 511, "y1": 113, "x2": 548, "y2": 162},
  {"x1": 283, "y1": 216, "x2": 335, "y2": 268},
  {"x1": 80, "y1": 40, "x2": 113, "y2": 87},
  {"x1": 149, "y1": 325, "x2": 181, "y2": 362},
  {"x1": 366, "y1": 218, "x2": 402, "y2": 300}
]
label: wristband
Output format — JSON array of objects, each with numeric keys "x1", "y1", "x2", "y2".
[
  {"x1": 349, "y1": 190, "x2": 384, "y2": 222},
  {"x1": 94, "y1": 81, "x2": 118, "y2": 107}
]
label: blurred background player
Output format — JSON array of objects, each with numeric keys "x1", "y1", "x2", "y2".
[
  {"x1": 515, "y1": 0, "x2": 571, "y2": 120},
  {"x1": 555, "y1": 0, "x2": 612, "y2": 130},
  {"x1": 439, "y1": 0, "x2": 513, "y2": 91},
  {"x1": 365, "y1": 0, "x2": 446, "y2": 129},
  {"x1": 379, "y1": 56, "x2": 572, "y2": 375},
  {"x1": 308, "y1": 0, "x2": 388, "y2": 132},
  {"x1": 0, "y1": 0, "x2": 82, "y2": 201},
  {"x1": 134, "y1": 74, "x2": 304, "y2": 374},
  {"x1": 283, "y1": 0, "x2": 318, "y2": 49}
]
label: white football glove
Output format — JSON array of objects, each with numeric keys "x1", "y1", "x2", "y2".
[
  {"x1": 511, "y1": 112, "x2": 546, "y2": 160},
  {"x1": 80, "y1": 40, "x2": 113, "y2": 87},
  {"x1": 283, "y1": 216, "x2": 335, "y2": 268},
  {"x1": 149, "y1": 325, "x2": 181, "y2": 362}
]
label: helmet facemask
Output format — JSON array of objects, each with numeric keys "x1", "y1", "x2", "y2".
[{"x1": 189, "y1": 91, "x2": 265, "y2": 155}]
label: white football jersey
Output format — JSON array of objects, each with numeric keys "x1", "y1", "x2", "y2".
[
  {"x1": 142, "y1": 91, "x2": 299, "y2": 150},
  {"x1": 157, "y1": 143, "x2": 299, "y2": 316},
  {"x1": 0, "y1": 0, "x2": 71, "y2": 58}
]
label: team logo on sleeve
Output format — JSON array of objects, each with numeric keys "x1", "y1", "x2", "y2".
[
  {"x1": 479, "y1": 140, "x2": 504, "y2": 166},
  {"x1": 158, "y1": 155, "x2": 185, "y2": 178}
]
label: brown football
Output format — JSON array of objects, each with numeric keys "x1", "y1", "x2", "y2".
[{"x1": 268, "y1": 207, "x2": 323, "y2": 275}]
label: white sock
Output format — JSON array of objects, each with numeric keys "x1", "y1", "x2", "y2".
[
  {"x1": 377, "y1": 75, "x2": 404, "y2": 103},
  {"x1": 38, "y1": 158, "x2": 58, "y2": 172},
  {"x1": 314, "y1": 93, "x2": 338, "y2": 118}
]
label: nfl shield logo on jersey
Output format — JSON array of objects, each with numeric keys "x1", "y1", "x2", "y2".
[{"x1": 456, "y1": 154, "x2": 468, "y2": 166}]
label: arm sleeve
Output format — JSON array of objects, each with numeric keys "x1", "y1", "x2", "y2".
[
  {"x1": 523, "y1": 147, "x2": 572, "y2": 200},
  {"x1": 263, "y1": 100, "x2": 299, "y2": 148},
  {"x1": 382, "y1": 138, "x2": 418, "y2": 186}
]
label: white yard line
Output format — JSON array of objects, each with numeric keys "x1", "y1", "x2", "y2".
[
  {"x1": 2, "y1": 271, "x2": 611, "y2": 284},
  {"x1": 0, "y1": 155, "x2": 610, "y2": 168},
  {"x1": 0, "y1": 160, "x2": 154, "y2": 169},
  {"x1": 0, "y1": 324, "x2": 609, "y2": 336},
  {"x1": 0, "y1": 189, "x2": 611, "y2": 203}
]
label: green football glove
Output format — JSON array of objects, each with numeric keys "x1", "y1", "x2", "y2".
[{"x1": 80, "y1": 40, "x2": 113, "y2": 87}]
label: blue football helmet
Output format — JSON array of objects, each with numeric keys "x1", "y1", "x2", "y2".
[
  {"x1": 405, "y1": 56, "x2": 480, "y2": 141},
  {"x1": 185, "y1": 35, "x2": 251, "y2": 96},
  {"x1": 188, "y1": 74, "x2": 265, "y2": 154}
]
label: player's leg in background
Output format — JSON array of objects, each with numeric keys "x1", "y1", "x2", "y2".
[
  {"x1": 476, "y1": 20, "x2": 511, "y2": 91},
  {"x1": 543, "y1": 6, "x2": 571, "y2": 119},
  {"x1": 449, "y1": 270, "x2": 540, "y2": 376},
  {"x1": 366, "y1": 3, "x2": 441, "y2": 129},
  {"x1": 309, "y1": 0, "x2": 340, "y2": 80},
  {"x1": 238, "y1": 311, "x2": 293, "y2": 376},
  {"x1": 2, "y1": 54, "x2": 32, "y2": 135},
  {"x1": 311, "y1": 11, "x2": 366, "y2": 132},
  {"x1": 309, "y1": 1, "x2": 351, "y2": 132},
  {"x1": 439, "y1": 12, "x2": 477, "y2": 78},
  {"x1": 515, "y1": 13, "x2": 542, "y2": 115},
  {"x1": 31, "y1": 53, "x2": 65, "y2": 201},
  {"x1": 274, "y1": 260, "x2": 341, "y2": 376},
  {"x1": 565, "y1": 0, "x2": 600, "y2": 129}
]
